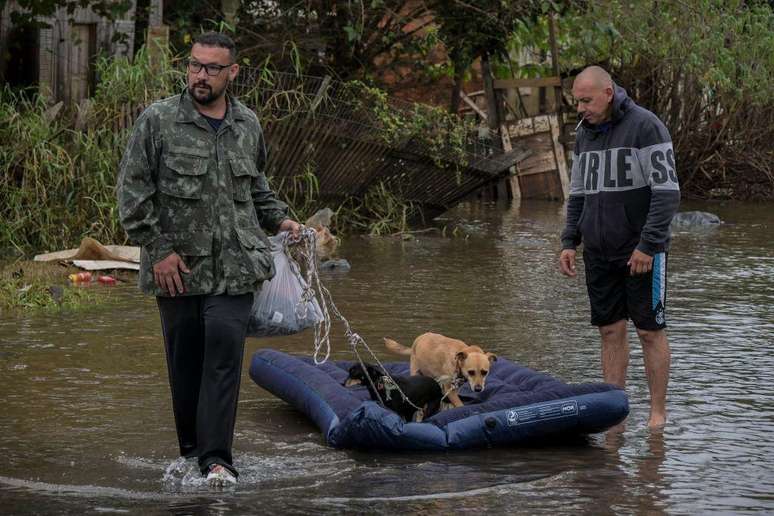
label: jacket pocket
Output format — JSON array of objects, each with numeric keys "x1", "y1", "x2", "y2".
[
  {"x1": 604, "y1": 203, "x2": 639, "y2": 256},
  {"x1": 159, "y1": 148, "x2": 209, "y2": 199},
  {"x1": 578, "y1": 196, "x2": 601, "y2": 252},
  {"x1": 235, "y1": 227, "x2": 275, "y2": 281},
  {"x1": 229, "y1": 157, "x2": 257, "y2": 202},
  {"x1": 145, "y1": 231, "x2": 214, "y2": 296}
]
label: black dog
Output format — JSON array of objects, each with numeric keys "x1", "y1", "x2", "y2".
[{"x1": 344, "y1": 363, "x2": 443, "y2": 422}]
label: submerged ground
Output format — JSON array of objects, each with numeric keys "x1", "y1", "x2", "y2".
[{"x1": 1, "y1": 199, "x2": 772, "y2": 514}]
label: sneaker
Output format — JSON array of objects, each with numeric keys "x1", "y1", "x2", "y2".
[{"x1": 206, "y1": 464, "x2": 237, "y2": 488}]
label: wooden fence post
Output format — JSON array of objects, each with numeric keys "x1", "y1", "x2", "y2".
[
  {"x1": 482, "y1": 53, "x2": 501, "y2": 149},
  {"x1": 548, "y1": 13, "x2": 564, "y2": 148},
  {"x1": 147, "y1": 25, "x2": 169, "y2": 73}
]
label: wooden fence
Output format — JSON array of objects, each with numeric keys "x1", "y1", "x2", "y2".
[
  {"x1": 229, "y1": 70, "x2": 529, "y2": 218},
  {"x1": 108, "y1": 70, "x2": 530, "y2": 218}
]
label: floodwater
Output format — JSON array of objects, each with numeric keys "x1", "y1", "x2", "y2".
[{"x1": 1, "y1": 200, "x2": 772, "y2": 515}]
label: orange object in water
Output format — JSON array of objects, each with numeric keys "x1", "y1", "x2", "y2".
[
  {"x1": 98, "y1": 275, "x2": 117, "y2": 285},
  {"x1": 68, "y1": 271, "x2": 92, "y2": 283}
]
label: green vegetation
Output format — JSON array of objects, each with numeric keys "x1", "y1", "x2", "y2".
[
  {"x1": 341, "y1": 182, "x2": 418, "y2": 237},
  {"x1": 346, "y1": 80, "x2": 473, "y2": 171},
  {"x1": 1, "y1": 47, "x2": 463, "y2": 259},
  {"x1": 554, "y1": 0, "x2": 774, "y2": 197},
  {"x1": 0, "y1": 261, "x2": 103, "y2": 313},
  {"x1": 0, "y1": 47, "x2": 184, "y2": 259},
  {"x1": 2, "y1": 0, "x2": 773, "y2": 266}
]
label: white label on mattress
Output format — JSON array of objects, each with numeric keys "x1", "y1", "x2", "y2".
[
  {"x1": 271, "y1": 311, "x2": 284, "y2": 324},
  {"x1": 505, "y1": 400, "x2": 579, "y2": 426}
]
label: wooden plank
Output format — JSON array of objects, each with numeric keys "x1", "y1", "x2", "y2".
[
  {"x1": 549, "y1": 114, "x2": 570, "y2": 200},
  {"x1": 499, "y1": 121, "x2": 520, "y2": 199},
  {"x1": 518, "y1": 167, "x2": 556, "y2": 177},
  {"x1": 459, "y1": 91, "x2": 487, "y2": 120},
  {"x1": 467, "y1": 146, "x2": 531, "y2": 175},
  {"x1": 516, "y1": 133, "x2": 555, "y2": 177},
  {"x1": 507, "y1": 115, "x2": 552, "y2": 138},
  {"x1": 493, "y1": 77, "x2": 562, "y2": 90},
  {"x1": 69, "y1": 24, "x2": 92, "y2": 103},
  {"x1": 519, "y1": 169, "x2": 563, "y2": 200},
  {"x1": 310, "y1": 75, "x2": 331, "y2": 112},
  {"x1": 548, "y1": 14, "x2": 564, "y2": 141},
  {"x1": 482, "y1": 55, "x2": 500, "y2": 153}
]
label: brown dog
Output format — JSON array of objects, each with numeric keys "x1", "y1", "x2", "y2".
[
  {"x1": 312, "y1": 225, "x2": 338, "y2": 260},
  {"x1": 383, "y1": 332, "x2": 497, "y2": 408}
]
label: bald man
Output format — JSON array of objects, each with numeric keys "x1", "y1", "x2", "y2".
[{"x1": 559, "y1": 66, "x2": 680, "y2": 428}]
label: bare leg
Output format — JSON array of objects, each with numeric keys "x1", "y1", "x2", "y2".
[
  {"x1": 600, "y1": 320, "x2": 629, "y2": 388},
  {"x1": 636, "y1": 328, "x2": 670, "y2": 428},
  {"x1": 600, "y1": 320, "x2": 629, "y2": 435}
]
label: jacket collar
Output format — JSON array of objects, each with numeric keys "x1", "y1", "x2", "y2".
[
  {"x1": 175, "y1": 88, "x2": 248, "y2": 130},
  {"x1": 608, "y1": 82, "x2": 631, "y2": 123},
  {"x1": 581, "y1": 82, "x2": 633, "y2": 133}
]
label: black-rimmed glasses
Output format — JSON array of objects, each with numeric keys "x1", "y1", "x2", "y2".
[{"x1": 187, "y1": 59, "x2": 233, "y2": 76}]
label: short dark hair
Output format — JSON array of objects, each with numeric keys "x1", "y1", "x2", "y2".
[{"x1": 193, "y1": 32, "x2": 237, "y2": 62}]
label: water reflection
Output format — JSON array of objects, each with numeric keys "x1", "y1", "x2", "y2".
[
  {"x1": 598, "y1": 426, "x2": 668, "y2": 515},
  {"x1": 0, "y1": 200, "x2": 773, "y2": 514}
]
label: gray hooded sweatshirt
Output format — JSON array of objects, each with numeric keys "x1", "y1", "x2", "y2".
[{"x1": 561, "y1": 83, "x2": 680, "y2": 260}]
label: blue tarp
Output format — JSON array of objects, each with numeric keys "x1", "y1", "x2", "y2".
[{"x1": 249, "y1": 349, "x2": 629, "y2": 450}]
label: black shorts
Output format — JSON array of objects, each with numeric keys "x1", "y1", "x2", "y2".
[{"x1": 583, "y1": 252, "x2": 668, "y2": 330}]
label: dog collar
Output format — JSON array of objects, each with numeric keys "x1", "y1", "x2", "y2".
[
  {"x1": 453, "y1": 371, "x2": 466, "y2": 388},
  {"x1": 379, "y1": 375, "x2": 399, "y2": 401}
]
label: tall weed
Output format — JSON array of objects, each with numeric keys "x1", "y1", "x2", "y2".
[{"x1": 0, "y1": 48, "x2": 183, "y2": 258}]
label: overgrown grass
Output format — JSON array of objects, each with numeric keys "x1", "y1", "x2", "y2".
[
  {"x1": 0, "y1": 48, "x2": 182, "y2": 259},
  {"x1": 270, "y1": 162, "x2": 323, "y2": 224},
  {"x1": 0, "y1": 46, "x2": 462, "y2": 262},
  {"x1": 0, "y1": 87, "x2": 130, "y2": 257},
  {"x1": 269, "y1": 166, "x2": 418, "y2": 236},
  {"x1": 0, "y1": 261, "x2": 103, "y2": 313},
  {"x1": 336, "y1": 181, "x2": 418, "y2": 236},
  {"x1": 345, "y1": 80, "x2": 473, "y2": 178}
]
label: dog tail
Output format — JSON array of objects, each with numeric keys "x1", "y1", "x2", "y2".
[{"x1": 383, "y1": 337, "x2": 411, "y2": 356}]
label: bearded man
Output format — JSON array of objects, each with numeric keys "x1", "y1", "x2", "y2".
[{"x1": 117, "y1": 32, "x2": 300, "y2": 487}]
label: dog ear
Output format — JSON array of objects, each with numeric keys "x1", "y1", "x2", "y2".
[
  {"x1": 486, "y1": 352, "x2": 498, "y2": 363},
  {"x1": 455, "y1": 351, "x2": 468, "y2": 363}
]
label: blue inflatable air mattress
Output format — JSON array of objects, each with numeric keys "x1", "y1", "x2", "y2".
[{"x1": 249, "y1": 349, "x2": 628, "y2": 450}]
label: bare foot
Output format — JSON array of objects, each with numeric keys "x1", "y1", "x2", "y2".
[
  {"x1": 607, "y1": 419, "x2": 627, "y2": 435},
  {"x1": 648, "y1": 413, "x2": 667, "y2": 429},
  {"x1": 603, "y1": 418, "x2": 627, "y2": 449}
]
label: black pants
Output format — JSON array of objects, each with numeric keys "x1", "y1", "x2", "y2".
[{"x1": 156, "y1": 293, "x2": 253, "y2": 477}]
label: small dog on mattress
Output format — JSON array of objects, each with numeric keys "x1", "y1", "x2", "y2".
[
  {"x1": 343, "y1": 363, "x2": 443, "y2": 422},
  {"x1": 384, "y1": 332, "x2": 497, "y2": 408}
]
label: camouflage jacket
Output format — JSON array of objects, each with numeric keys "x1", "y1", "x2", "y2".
[{"x1": 117, "y1": 90, "x2": 288, "y2": 297}]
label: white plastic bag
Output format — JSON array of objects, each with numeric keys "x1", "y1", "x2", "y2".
[{"x1": 247, "y1": 233, "x2": 323, "y2": 337}]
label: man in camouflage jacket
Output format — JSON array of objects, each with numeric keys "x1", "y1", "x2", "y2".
[{"x1": 117, "y1": 32, "x2": 300, "y2": 487}]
